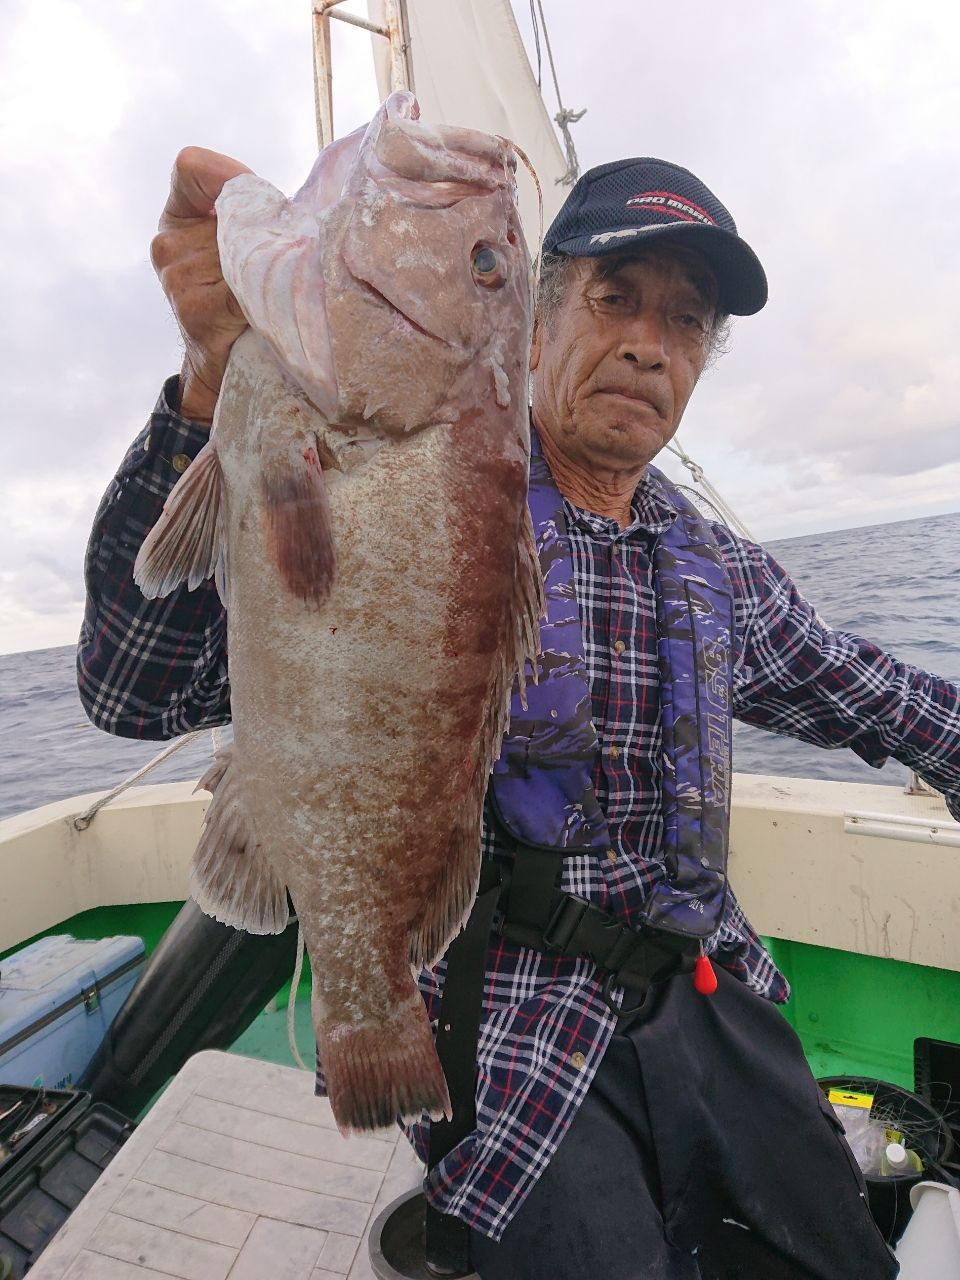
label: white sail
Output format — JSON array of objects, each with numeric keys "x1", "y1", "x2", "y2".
[{"x1": 368, "y1": 0, "x2": 569, "y2": 249}]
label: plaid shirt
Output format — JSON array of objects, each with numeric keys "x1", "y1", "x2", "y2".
[{"x1": 80, "y1": 379, "x2": 960, "y2": 1240}]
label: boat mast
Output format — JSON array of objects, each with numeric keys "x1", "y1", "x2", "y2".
[{"x1": 311, "y1": 0, "x2": 415, "y2": 147}]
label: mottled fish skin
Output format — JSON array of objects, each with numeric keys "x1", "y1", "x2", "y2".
[{"x1": 136, "y1": 92, "x2": 541, "y2": 1133}]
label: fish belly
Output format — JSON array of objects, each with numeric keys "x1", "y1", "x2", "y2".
[{"x1": 220, "y1": 354, "x2": 529, "y2": 1129}]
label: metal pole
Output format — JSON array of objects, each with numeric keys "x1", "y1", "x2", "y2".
[
  {"x1": 311, "y1": 3, "x2": 334, "y2": 148},
  {"x1": 312, "y1": 0, "x2": 412, "y2": 149},
  {"x1": 386, "y1": 0, "x2": 415, "y2": 93},
  {"x1": 327, "y1": 9, "x2": 388, "y2": 36}
]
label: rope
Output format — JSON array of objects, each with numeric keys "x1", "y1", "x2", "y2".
[
  {"x1": 530, "y1": 0, "x2": 585, "y2": 186},
  {"x1": 665, "y1": 438, "x2": 756, "y2": 542},
  {"x1": 287, "y1": 923, "x2": 312, "y2": 1071},
  {"x1": 906, "y1": 771, "x2": 939, "y2": 797},
  {"x1": 72, "y1": 729, "x2": 214, "y2": 831}
]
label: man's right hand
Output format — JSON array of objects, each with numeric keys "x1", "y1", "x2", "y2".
[{"x1": 151, "y1": 148, "x2": 253, "y2": 427}]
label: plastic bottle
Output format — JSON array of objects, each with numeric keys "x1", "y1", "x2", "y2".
[{"x1": 879, "y1": 1141, "x2": 923, "y2": 1177}]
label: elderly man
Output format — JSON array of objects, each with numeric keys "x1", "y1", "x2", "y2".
[{"x1": 79, "y1": 144, "x2": 960, "y2": 1280}]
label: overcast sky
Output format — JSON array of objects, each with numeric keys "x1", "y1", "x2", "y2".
[{"x1": 2, "y1": 0, "x2": 959, "y2": 655}]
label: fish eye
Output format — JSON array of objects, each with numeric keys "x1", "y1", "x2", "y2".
[{"x1": 471, "y1": 244, "x2": 506, "y2": 289}]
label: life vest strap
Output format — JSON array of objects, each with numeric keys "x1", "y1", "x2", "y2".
[{"x1": 424, "y1": 853, "x2": 697, "y2": 1273}]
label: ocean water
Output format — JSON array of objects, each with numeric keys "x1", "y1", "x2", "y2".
[{"x1": 1, "y1": 511, "x2": 957, "y2": 823}]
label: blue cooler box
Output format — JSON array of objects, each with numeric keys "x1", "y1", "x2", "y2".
[{"x1": 0, "y1": 935, "x2": 144, "y2": 1090}]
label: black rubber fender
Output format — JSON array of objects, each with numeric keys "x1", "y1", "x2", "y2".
[{"x1": 77, "y1": 898, "x2": 299, "y2": 1116}]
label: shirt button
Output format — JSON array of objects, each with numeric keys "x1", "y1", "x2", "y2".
[
  {"x1": 611, "y1": 545, "x2": 620, "y2": 558},
  {"x1": 613, "y1": 640, "x2": 626, "y2": 655},
  {"x1": 605, "y1": 848, "x2": 617, "y2": 863},
  {"x1": 609, "y1": 744, "x2": 620, "y2": 760},
  {"x1": 172, "y1": 453, "x2": 191, "y2": 474},
  {"x1": 570, "y1": 1051, "x2": 586, "y2": 1069}
]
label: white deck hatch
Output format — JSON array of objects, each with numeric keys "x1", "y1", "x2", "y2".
[{"x1": 29, "y1": 1051, "x2": 423, "y2": 1280}]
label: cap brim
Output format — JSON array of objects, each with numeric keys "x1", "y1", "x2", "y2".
[{"x1": 550, "y1": 222, "x2": 768, "y2": 316}]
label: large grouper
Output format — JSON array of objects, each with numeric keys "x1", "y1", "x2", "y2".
[{"x1": 134, "y1": 92, "x2": 543, "y2": 1133}]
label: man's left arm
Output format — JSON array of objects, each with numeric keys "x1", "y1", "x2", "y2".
[{"x1": 724, "y1": 532, "x2": 960, "y2": 821}]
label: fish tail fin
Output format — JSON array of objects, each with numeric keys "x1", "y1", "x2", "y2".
[
  {"x1": 321, "y1": 994, "x2": 451, "y2": 1135},
  {"x1": 134, "y1": 439, "x2": 227, "y2": 601},
  {"x1": 190, "y1": 743, "x2": 290, "y2": 934}
]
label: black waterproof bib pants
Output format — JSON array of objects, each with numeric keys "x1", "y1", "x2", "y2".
[{"x1": 469, "y1": 967, "x2": 898, "y2": 1280}]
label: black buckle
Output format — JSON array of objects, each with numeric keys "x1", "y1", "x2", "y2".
[
  {"x1": 601, "y1": 970, "x2": 649, "y2": 1017},
  {"x1": 541, "y1": 894, "x2": 591, "y2": 953},
  {"x1": 510, "y1": 887, "x2": 697, "y2": 1019}
]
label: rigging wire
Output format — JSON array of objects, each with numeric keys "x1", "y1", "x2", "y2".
[
  {"x1": 665, "y1": 439, "x2": 756, "y2": 542},
  {"x1": 528, "y1": 0, "x2": 585, "y2": 185},
  {"x1": 528, "y1": 0, "x2": 543, "y2": 89}
]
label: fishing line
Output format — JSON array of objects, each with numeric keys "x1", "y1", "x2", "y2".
[
  {"x1": 501, "y1": 137, "x2": 544, "y2": 289},
  {"x1": 287, "y1": 922, "x2": 311, "y2": 1073}
]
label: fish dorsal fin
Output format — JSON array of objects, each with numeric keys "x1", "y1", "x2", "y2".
[
  {"x1": 134, "y1": 440, "x2": 226, "y2": 601},
  {"x1": 191, "y1": 743, "x2": 289, "y2": 934}
]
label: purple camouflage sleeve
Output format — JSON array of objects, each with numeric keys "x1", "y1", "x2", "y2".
[
  {"x1": 77, "y1": 376, "x2": 232, "y2": 740},
  {"x1": 720, "y1": 530, "x2": 960, "y2": 823}
]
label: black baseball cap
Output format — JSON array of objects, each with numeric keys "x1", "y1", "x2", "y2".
[{"x1": 543, "y1": 158, "x2": 767, "y2": 316}]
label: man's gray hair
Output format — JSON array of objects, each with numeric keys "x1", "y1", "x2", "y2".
[{"x1": 535, "y1": 251, "x2": 732, "y2": 365}]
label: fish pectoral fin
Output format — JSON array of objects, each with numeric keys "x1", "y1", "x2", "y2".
[
  {"x1": 261, "y1": 447, "x2": 337, "y2": 606},
  {"x1": 191, "y1": 743, "x2": 289, "y2": 934},
  {"x1": 134, "y1": 440, "x2": 226, "y2": 600}
]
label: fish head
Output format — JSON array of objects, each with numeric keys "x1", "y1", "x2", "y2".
[{"x1": 327, "y1": 91, "x2": 534, "y2": 431}]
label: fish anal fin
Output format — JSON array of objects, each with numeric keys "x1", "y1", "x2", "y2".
[
  {"x1": 261, "y1": 448, "x2": 337, "y2": 607},
  {"x1": 191, "y1": 743, "x2": 289, "y2": 934},
  {"x1": 408, "y1": 792, "x2": 482, "y2": 970},
  {"x1": 134, "y1": 440, "x2": 225, "y2": 599}
]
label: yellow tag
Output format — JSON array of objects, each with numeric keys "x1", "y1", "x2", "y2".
[
  {"x1": 827, "y1": 1089, "x2": 874, "y2": 1110},
  {"x1": 884, "y1": 1128, "x2": 903, "y2": 1144}
]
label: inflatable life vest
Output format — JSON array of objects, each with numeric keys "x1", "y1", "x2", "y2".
[{"x1": 489, "y1": 431, "x2": 734, "y2": 941}]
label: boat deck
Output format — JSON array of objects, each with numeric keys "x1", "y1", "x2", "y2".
[{"x1": 29, "y1": 1051, "x2": 422, "y2": 1280}]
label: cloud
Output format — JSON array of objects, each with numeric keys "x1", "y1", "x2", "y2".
[{"x1": 2, "y1": 0, "x2": 959, "y2": 652}]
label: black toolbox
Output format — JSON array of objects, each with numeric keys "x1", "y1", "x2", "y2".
[{"x1": 0, "y1": 1085, "x2": 134, "y2": 1277}]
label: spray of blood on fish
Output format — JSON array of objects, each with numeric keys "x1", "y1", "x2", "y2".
[{"x1": 134, "y1": 92, "x2": 543, "y2": 1133}]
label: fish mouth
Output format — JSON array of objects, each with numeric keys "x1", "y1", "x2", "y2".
[{"x1": 353, "y1": 273, "x2": 451, "y2": 347}]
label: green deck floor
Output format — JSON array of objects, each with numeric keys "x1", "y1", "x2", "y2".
[{"x1": 230, "y1": 985, "x2": 317, "y2": 1068}]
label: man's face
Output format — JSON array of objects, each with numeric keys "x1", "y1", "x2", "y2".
[{"x1": 530, "y1": 248, "x2": 718, "y2": 473}]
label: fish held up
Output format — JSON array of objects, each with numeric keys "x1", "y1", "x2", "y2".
[{"x1": 134, "y1": 92, "x2": 543, "y2": 1133}]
